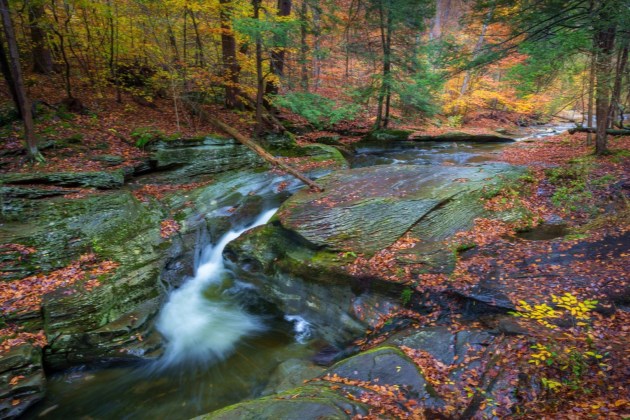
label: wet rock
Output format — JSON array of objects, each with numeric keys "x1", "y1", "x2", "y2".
[
  {"x1": 151, "y1": 137, "x2": 263, "y2": 180},
  {"x1": 0, "y1": 344, "x2": 45, "y2": 419},
  {"x1": 325, "y1": 346, "x2": 442, "y2": 407},
  {"x1": 409, "y1": 131, "x2": 515, "y2": 143},
  {"x1": 89, "y1": 155, "x2": 125, "y2": 166},
  {"x1": 277, "y1": 164, "x2": 519, "y2": 255},
  {"x1": 0, "y1": 171, "x2": 125, "y2": 189},
  {"x1": 364, "y1": 129, "x2": 414, "y2": 142},
  {"x1": 0, "y1": 185, "x2": 80, "y2": 200},
  {"x1": 199, "y1": 385, "x2": 367, "y2": 420},
  {"x1": 261, "y1": 359, "x2": 325, "y2": 396}
]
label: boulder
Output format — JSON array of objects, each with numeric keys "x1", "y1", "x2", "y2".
[
  {"x1": 277, "y1": 164, "x2": 519, "y2": 255},
  {"x1": 198, "y1": 385, "x2": 367, "y2": 420}
]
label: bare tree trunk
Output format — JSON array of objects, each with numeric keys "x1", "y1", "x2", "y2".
[
  {"x1": 430, "y1": 0, "x2": 442, "y2": 40},
  {"x1": 220, "y1": 0, "x2": 242, "y2": 109},
  {"x1": 0, "y1": 0, "x2": 42, "y2": 161},
  {"x1": 265, "y1": 0, "x2": 292, "y2": 104},
  {"x1": 594, "y1": 19, "x2": 616, "y2": 155},
  {"x1": 382, "y1": 8, "x2": 392, "y2": 128},
  {"x1": 609, "y1": 42, "x2": 628, "y2": 128},
  {"x1": 299, "y1": 0, "x2": 309, "y2": 90},
  {"x1": 0, "y1": 36, "x2": 20, "y2": 117},
  {"x1": 586, "y1": 48, "x2": 596, "y2": 145},
  {"x1": 253, "y1": 0, "x2": 264, "y2": 136},
  {"x1": 28, "y1": 0, "x2": 54, "y2": 74},
  {"x1": 189, "y1": 9, "x2": 204, "y2": 67},
  {"x1": 375, "y1": 2, "x2": 392, "y2": 129},
  {"x1": 311, "y1": 4, "x2": 322, "y2": 91},
  {"x1": 456, "y1": 6, "x2": 493, "y2": 114},
  {"x1": 50, "y1": 0, "x2": 73, "y2": 99}
]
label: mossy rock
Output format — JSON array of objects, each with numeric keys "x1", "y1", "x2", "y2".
[
  {"x1": 198, "y1": 384, "x2": 368, "y2": 420},
  {"x1": 277, "y1": 164, "x2": 520, "y2": 255},
  {"x1": 0, "y1": 344, "x2": 45, "y2": 419},
  {"x1": 363, "y1": 129, "x2": 414, "y2": 142},
  {"x1": 0, "y1": 170, "x2": 125, "y2": 189},
  {"x1": 411, "y1": 131, "x2": 515, "y2": 143}
]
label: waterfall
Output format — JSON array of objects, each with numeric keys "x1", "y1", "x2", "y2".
[{"x1": 156, "y1": 208, "x2": 278, "y2": 367}]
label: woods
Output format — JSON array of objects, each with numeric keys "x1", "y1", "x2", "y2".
[{"x1": 0, "y1": 0, "x2": 628, "y2": 151}]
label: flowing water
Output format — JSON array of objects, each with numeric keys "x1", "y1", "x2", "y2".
[
  {"x1": 27, "y1": 202, "x2": 316, "y2": 419},
  {"x1": 157, "y1": 208, "x2": 277, "y2": 367},
  {"x1": 352, "y1": 123, "x2": 574, "y2": 168}
]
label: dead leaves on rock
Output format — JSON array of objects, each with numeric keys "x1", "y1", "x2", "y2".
[
  {"x1": 0, "y1": 253, "x2": 118, "y2": 316},
  {"x1": 160, "y1": 219, "x2": 181, "y2": 239}
]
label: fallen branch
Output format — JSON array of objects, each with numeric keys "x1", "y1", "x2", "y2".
[
  {"x1": 211, "y1": 117, "x2": 323, "y2": 191},
  {"x1": 184, "y1": 99, "x2": 323, "y2": 191},
  {"x1": 568, "y1": 127, "x2": 630, "y2": 135}
]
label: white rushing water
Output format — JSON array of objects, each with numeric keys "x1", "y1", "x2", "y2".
[{"x1": 156, "y1": 208, "x2": 278, "y2": 367}]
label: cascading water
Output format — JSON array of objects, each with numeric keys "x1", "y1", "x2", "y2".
[{"x1": 156, "y1": 208, "x2": 278, "y2": 367}]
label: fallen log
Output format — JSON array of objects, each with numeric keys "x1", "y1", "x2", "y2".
[
  {"x1": 209, "y1": 117, "x2": 323, "y2": 191},
  {"x1": 568, "y1": 127, "x2": 630, "y2": 135},
  {"x1": 184, "y1": 100, "x2": 323, "y2": 191}
]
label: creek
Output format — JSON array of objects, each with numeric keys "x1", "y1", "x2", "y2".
[{"x1": 25, "y1": 124, "x2": 570, "y2": 419}]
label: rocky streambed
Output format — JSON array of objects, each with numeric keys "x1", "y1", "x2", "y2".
[{"x1": 3, "y1": 126, "x2": 617, "y2": 419}]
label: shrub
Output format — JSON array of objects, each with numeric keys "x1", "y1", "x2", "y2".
[
  {"x1": 131, "y1": 126, "x2": 165, "y2": 148},
  {"x1": 274, "y1": 92, "x2": 361, "y2": 130}
]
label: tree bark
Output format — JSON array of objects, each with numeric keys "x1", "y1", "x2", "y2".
[
  {"x1": 609, "y1": 43, "x2": 628, "y2": 128},
  {"x1": 0, "y1": 34, "x2": 20, "y2": 116},
  {"x1": 253, "y1": 0, "x2": 264, "y2": 136},
  {"x1": 299, "y1": 0, "x2": 309, "y2": 91},
  {"x1": 265, "y1": 0, "x2": 292, "y2": 104},
  {"x1": 593, "y1": 14, "x2": 616, "y2": 155},
  {"x1": 50, "y1": 0, "x2": 73, "y2": 99},
  {"x1": 455, "y1": 6, "x2": 494, "y2": 115},
  {"x1": 0, "y1": 0, "x2": 42, "y2": 160},
  {"x1": 586, "y1": 47, "x2": 596, "y2": 145},
  {"x1": 189, "y1": 9, "x2": 204, "y2": 67},
  {"x1": 220, "y1": 0, "x2": 242, "y2": 109},
  {"x1": 27, "y1": 0, "x2": 54, "y2": 74}
]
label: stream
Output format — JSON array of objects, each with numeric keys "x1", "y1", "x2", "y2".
[{"x1": 25, "y1": 123, "x2": 571, "y2": 419}]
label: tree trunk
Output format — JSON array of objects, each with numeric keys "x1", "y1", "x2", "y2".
[
  {"x1": 265, "y1": 0, "x2": 292, "y2": 104},
  {"x1": 220, "y1": 0, "x2": 242, "y2": 109},
  {"x1": 311, "y1": 4, "x2": 322, "y2": 91},
  {"x1": 0, "y1": 0, "x2": 42, "y2": 160},
  {"x1": 455, "y1": 6, "x2": 493, "y2": 115},
  {"x1": 609, "y1": 43, "x2": 628, "y2": 128},
  {"x1": 383, "y1": 8, "x2": 392, "y2": 128},
  {"x1": 50, "y1": 0, "x2": 73, "y2": 99},
  {"x1": 28, "y1": 0, "x2": 54, "y2": 74},
  {"x1": 586, "y1": 47, "x2": 596, "y2": 145},
  {"x1": 189, "y1": 9, "x2": 204, "y2": 67},
  {"x1": 299, "y1": 0, "x2": 309, "y2": 91},
  {"x1": 593, "y1": 15, "x2": 616, "y2": 155},
  {"x1": 375, "y1": 2, "x2": 392, "y2": 129},
  {"x1": 0, "y1": 34, "x2": 21, "y2": 117},
  {"x1": 253, "y1": 0, "x2": 264, "y2": 137}
]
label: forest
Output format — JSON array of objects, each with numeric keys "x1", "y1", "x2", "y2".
[{"x1": 0, "y1": 0, "x2": 629, "y2": 419}]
